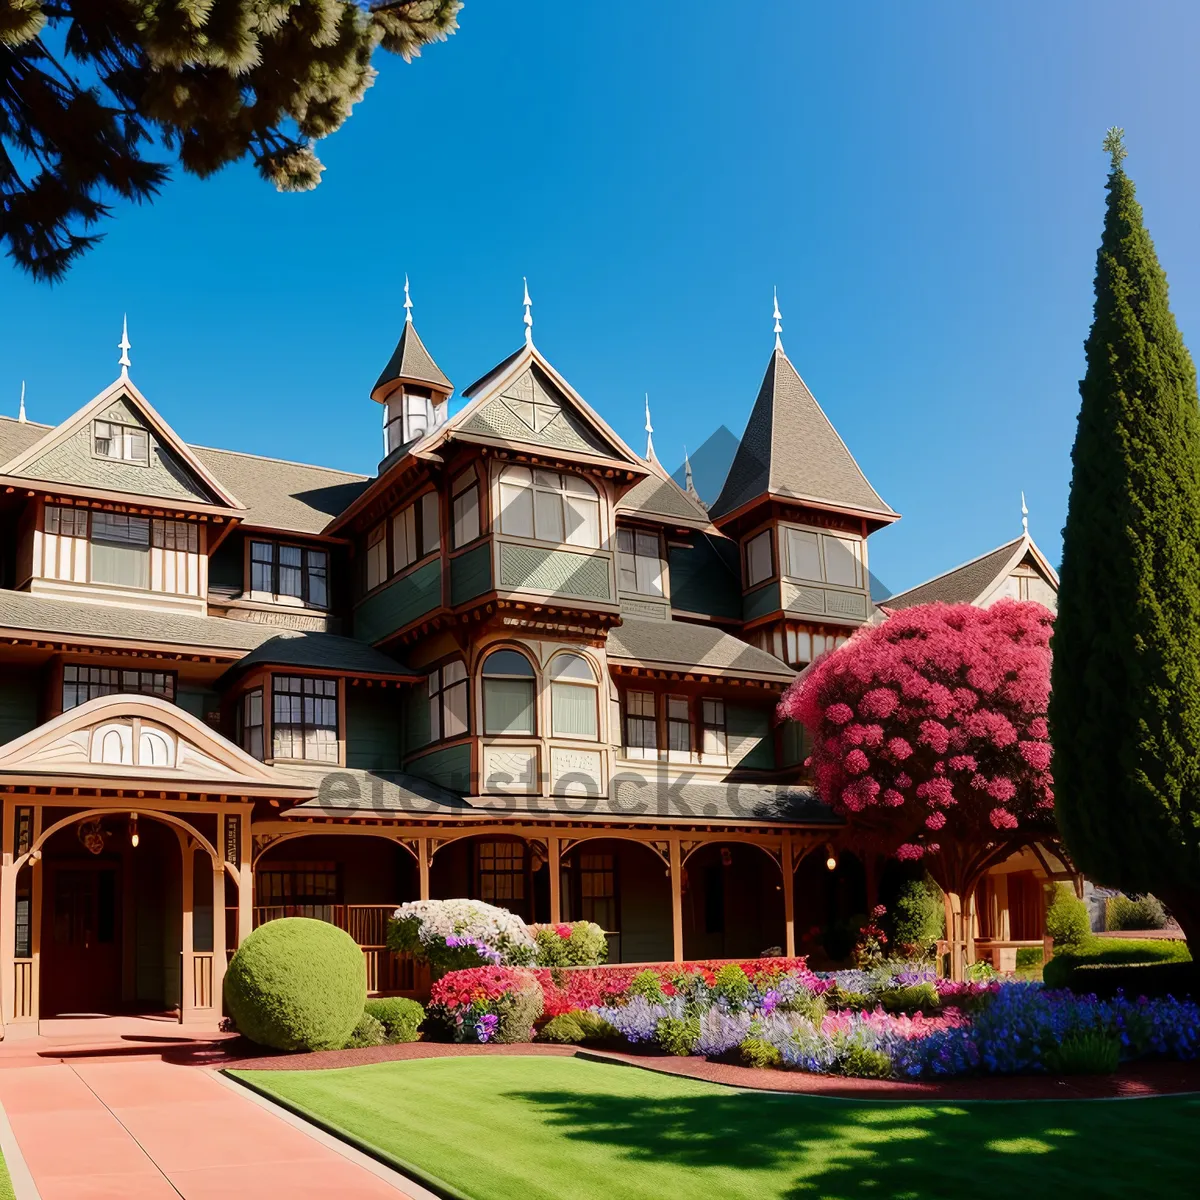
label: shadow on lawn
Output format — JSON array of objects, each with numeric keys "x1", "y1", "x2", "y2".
[{"x1": 505, "y1": 1084, "x2": 1200, "y2": 1198}]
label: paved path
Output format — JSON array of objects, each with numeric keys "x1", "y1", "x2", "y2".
[{"x1": 0, "y1": 1052, "x2": 417, "y2": 1198}]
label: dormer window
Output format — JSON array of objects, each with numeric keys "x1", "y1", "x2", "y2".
[
  {"x1": 250, "y1": 541, "x2": 329, "y2": 608},
  {"x1": 94, "y1": 420, "x2": 148, "y2": 464},
  {"x1": 384, "y1": 387, "x2": 443, "y2": 454},
  {"x1": 497, "y1": 466, "x2": 600, "y2": 548}
]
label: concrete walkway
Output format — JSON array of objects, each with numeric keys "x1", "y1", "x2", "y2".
[{"x1": 0, "y1": 1023, "x2": 419, "y2": 1199}]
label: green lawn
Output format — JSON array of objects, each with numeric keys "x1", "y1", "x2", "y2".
[
  {"x1": 228, "y1": 1056, "x2": 1200, "y2": 1200},
  {"x1": 0, "y1": 1148, "x2": 13, "y2": 1200}
]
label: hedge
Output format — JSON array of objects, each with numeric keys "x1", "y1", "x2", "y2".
[{"x1": 1043, "y1": 935, "x2": 1192, "y2": 994}]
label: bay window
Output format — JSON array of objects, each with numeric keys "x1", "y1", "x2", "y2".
[
  {"x1": 452, "y1": 471, "x2": 480, "y2": 547},
  {"x1": 745, "y1": 530, "x2": 773, "y2": 587},
  {"x1": 617, "y1": 529, "x2": 664, "y2": 596},
  {"x1": 783, "y1": 526, "x2": 864, "y2": 589},
  {"x1": 497, "y1": 466, "x2": 600, "y2": 548},
  {"x1": 250, "y1": 541, "x2": 329, "y2": 607},
  {"x1": 428, "y1": 659, "x2": 469, "y2": 741},
  {"x1": 91, "y1": 512, "x2": 150, "y2": 589},
  {"x1": 549, "y1": 653, "x2": 598, "y2": 740},
  {"x1": 272, "y1": 675, "x2": 338, "y2": 762},
  {"x1": 481, "y1": 649, "x2": 536, "y2": 735}
]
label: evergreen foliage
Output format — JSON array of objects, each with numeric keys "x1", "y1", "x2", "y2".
[
  {"x1": 364, "y1": 996, "x2": 425, "y2": 1043},
  {"x1": 1051, "y1": 129, "x2": 1200, "y2": 946},
  {"x1": 891, "y1": 875, "x2": 946, "y2": 950},
  {"x1": 1045, "y1": 883, "x2": 1091, "y2": 950},
  {"x1": 224, "y1": 917, "x2": 366, "y2": 1051},
  {"x1": 0, "y1": 1, "x2": 461, "y2": 280},
  {"x1": 1106, "y1": 893, "x2": 1168, "y2": 931}
]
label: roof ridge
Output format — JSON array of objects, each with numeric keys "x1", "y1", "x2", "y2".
[{"x1": 885, "y1": 535, "x2": 1027, "y2": 604}]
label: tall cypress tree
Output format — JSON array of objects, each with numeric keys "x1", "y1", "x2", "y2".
[{"x1": 1051, "y1": 129, "x2": 1200, "y2": 944}]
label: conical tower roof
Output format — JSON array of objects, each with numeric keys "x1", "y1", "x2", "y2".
[
  {"x1": 372, "y1": 320, "x2": 452, "y2": 398},
  {"x1": 709, "y1": 348, "x2": 895, "y2": 522}
]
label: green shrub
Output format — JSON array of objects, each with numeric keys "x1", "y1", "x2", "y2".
[
  {"x1": 494, "y1": 973, "x2": 545, "y2": 1044},
  {"x1": 713, "y1": 964, "x2": 752, "y2": 1006},
  {"x1": 826, "y1": 986, "x2": 872, "y2": 1011},
  {"x1": 892, "y1": 875, "x2": 945, "y2": 951},
  {"x1": 655, "y1": 1016, "x2": 700, "y2": 1056},
  {"x1": 1044, "y1": 936, "x2": 1192, "y2": 992},
  {"x1": 343, "y1": 1012, "x2": 386, "y2": 1049},
  {"x1": 1045, "y1": 883, "x2": 1091, "y2": 950},
  {"x1": 965, "y1": 959, "x2": 999, "y2": 983},
  {"x1": 537, "y1": 1010, "x2": 620, "y2": 1045},
  {"x1": 777, "y1": 990, "x2": 827, "y2": 1023},
  {"x1": 1106, "y1": 893, "x2": 1168, "y2": 932},
  {"x1": 224, "y1": 918, "x2": 366, "y2": 1052},
  {"x1": 879, "y1": 982, "x2": 940, "y2": 1015},
  {"x1": 364, "y1": 997, "x2": 424, "y2": 1044},
  {"x1": 1015, "y1": 947, "x2": 1045, "y2": 971},
  {"x1": 740, "y1": 1037, "x2": 782, "y2": 1069},
  {"x1": 531, "y1": 922, "x2": 608, "y2": 967},
  {"x1": 840, "y1": 1045, "x2": 892, "y2": 1079},
  {"x1": 1045, "y1": 1031, "x2": 1120, "y2": 1075},
  {"x1": 627, "y1": 969, "x2": 665, "y2": 1003}
]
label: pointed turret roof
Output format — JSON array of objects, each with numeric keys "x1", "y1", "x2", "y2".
[
  {"x1": 371, "y1": 321, "x2": 452, "y2": 398},
  {"x1": 709, "y1": 349, "x2": 896, "y2": 523}
]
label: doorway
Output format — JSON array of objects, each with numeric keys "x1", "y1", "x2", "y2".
[{"x1": 40, "y1": 862, "x2": 122, "y2": 1016}]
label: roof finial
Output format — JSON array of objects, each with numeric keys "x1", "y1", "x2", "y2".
[
  {"x1": 523, "y1": 277, "x2": 533, "y2": 345},
  {"x1": 644, "y1": 393, "x2": 656, "y2": 461},
  {"x1": 684, "y1": 445, "x2": 701, "y2": 500},
  {"x1": 1021, "y1": 491, "x2": 1029, "y2": 535},
  {"x1": 773, "y1": 287, "x2": 783, "y2": 352},
  {"x1": 403, "y1": 274, "x2": 413, "y2": 324},
  {"x1": 18, "y1": 380, "x2": 26, "y2": 424},
  {"x1": 118, "y1": 314, "x2": 131, "y2": 377}
]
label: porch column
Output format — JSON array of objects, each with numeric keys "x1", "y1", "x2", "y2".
[
  {"x1": 237, "y1": 814, "x2": 253, "y2": 947},
  {"x1": 0, "y1": 799, "x2": 15, "y2": 1026},
  {"x1": 548, "y1": 836, "x2": 562, "y2": 924},
  {"x1": 669, "y1": 838, "x2": 684, "y2": 963},
  {"x1": 782, "y1": 832, "x2": 796, "y2": 958},
  {"x1": 178, "y1": 833, "x2": 195, "y2": 1025},
  {"x1": 417, "y1": 837, "x2": 430, "y2": 900},
  {"x1": 30, "y1": 807, "x2": 43, "y2": 1024},
  {"x1": 212, "y1": 857, "x2": 227, "y2": 1018}
]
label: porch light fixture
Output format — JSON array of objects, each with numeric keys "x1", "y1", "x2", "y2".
[
  {"x1": 825, "y1": 844, "x2": 838, "y2": 872},
  {"x1": 129, "y1": 813, "x2": 139, "y2": 849}
]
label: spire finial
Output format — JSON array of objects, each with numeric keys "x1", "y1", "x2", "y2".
[
  {"x1": 523, "y1": 277, "x2": 533, "y2": 345},
  {"x1": 684, "y1": 444, "x2": 700, "y2": 500},
  {"x1": 773, "y1": 287, "x2": 783, "y2": 352},
  {"x1": 118, "y1": 314, "x2": 131, "y2": 377},
  {"x1": 18, "y1": 380, "x2": 26, "y2": 424},
  {"x1": 403, "y1": 274, "x2": 413, "y2": 324},
  {"x1": 644, "y1": 393, "x2": 656, "y2": 461},
  {"x1": 1021, "y1": 491, "x2": 1029, "y2": 535}
]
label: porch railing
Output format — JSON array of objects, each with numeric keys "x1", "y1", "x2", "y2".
[
  {"x1": 191, "y1": 952, "x2": 215, "y2": 1009},
  {"x1": 12, "y1": 959, "x2": 34, "y2": 1020},
  {"x1": 234, "y1": 904, "x2": 421, "y2": 997}
]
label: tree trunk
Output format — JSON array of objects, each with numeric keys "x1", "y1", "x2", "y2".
[{"x1": 1160, "y1": 886, "x2": 1200, "y2": 949}]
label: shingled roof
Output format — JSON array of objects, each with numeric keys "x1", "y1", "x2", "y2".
[
  {"x1": 222, "y1": 630, "x2": 419, "y2": 680},
  {"x1": 607, "y1": 616, "x2": 795, "y2": 681},
  {"x1": 709, "y1": 350, "x2": 896, "y2": 522},
  {"x1": 617, "y1": 456, "x2": 713, "y2": 530},
  {"x1": 372, "y1": 321, "x2": 452, "y2": 396},
  {"x1": 883, "y1": 535, "x2": 1058, "y2": 611}
]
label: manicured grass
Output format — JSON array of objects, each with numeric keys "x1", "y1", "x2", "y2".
[
  {"x1": 229, "y1": 1056, "x2": 1200, "y2": 1199},
  {"x1": 0, "y1": 1149, "x2": 13, "y2": 1200}
]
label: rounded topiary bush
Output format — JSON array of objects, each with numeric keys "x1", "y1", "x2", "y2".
[{"x1": 224, "y1": 918, "x2": 366, "y2": 1051}]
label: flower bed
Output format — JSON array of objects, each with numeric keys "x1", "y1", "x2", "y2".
[{"x1": 430, "y1": 955, "x2": 1200, "y2": 1078}]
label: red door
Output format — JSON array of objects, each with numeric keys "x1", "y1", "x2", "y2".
[{"x1": 40, "y1": 864, "x2": 122, "y2": 1016}]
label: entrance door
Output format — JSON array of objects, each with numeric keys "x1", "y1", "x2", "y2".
[{"x1": 40, "y1": 863, "x2": 122, "y2": 1016}]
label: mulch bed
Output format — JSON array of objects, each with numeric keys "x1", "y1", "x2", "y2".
[{"x1": 214, "y1": 1037, "x2": 1200, "y2": 1101}]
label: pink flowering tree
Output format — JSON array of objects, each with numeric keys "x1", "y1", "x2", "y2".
[{"x1": 777, "y1": 599, "x2": 1056, "y2": 976}]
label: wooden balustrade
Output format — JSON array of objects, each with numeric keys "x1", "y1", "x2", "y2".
[
  {"x1": 192, "y1": 952, "x2": 215, "y2": 1009},
  {"x1": 13, "y1": 959, "x2": 34, "y2": 1020},
  {"x1": 249, "y1": 904, "x2": 419, "y2": 997}
]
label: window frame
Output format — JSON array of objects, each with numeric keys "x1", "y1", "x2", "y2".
[
  {"x1": 700, "y1": 697, "x2": 728, "y2": 761},
  {"x1": 62, "y1": 664, "x2": 176, "y2": 711},
  {"x1": 616, "y1": 527, "x2": 665, "y2": 597},
  {"x1": 548, "y1": 652, "x2": 599, "y2": 741},
  {"x1": 623, "y1": 689, "x2": 658, "y2": 759},
  {"x1": 248, "y1": 540, "x2": 330, "y2": 609},
  {"x1": 665, "y1": 693, "x2": 692, "y2": 762},
  {"x1": 365, "y1": 523, "x2": 388, "y2": 592},
  {"x1": 93, "y1": 419, "x2": 149, "y2": 466},
  {"x1": 480, "y1": 647, "x2": 538, "y2": 737},
  {"x1": 474, "y1": 840, "x2": 529, "y2": 919},
  {"x1": 427, "y1": 659, "x2": 469, "y2": 743},
  {"x1": 392, "y1": 490, "x2": 441, "y2": 574},
  {"x1": 452, "y1": 470, "x2": 481, "y2": 548},
  {"x1": 270, "y1": 674, "x2": 340, "y2": 764},
  {"x1": 497, "y1": 465, "x2": 601, "y2": 549},
  {"x1": 89, "y1": 511, "x2": 151, "y2": 590},
  {"x1": 44, "y1": 504, "x2": 89, "y2": 539},
  {"x1": 781, "y1": 523, "x2": 865, "y2": 590},
  {"x1": 745, "y1": 528, "x2": 774, "y2": 588},
  {"x1": 238, "y1": 688, "x2": 265, "y2": 760}
]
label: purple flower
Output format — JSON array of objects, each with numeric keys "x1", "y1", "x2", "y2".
[{"x1": 475, "y1": 1012, "x2": 500, "y2": 1043}]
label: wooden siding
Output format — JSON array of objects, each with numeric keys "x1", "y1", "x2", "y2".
[
  {"x1": 726, "y1": 703, "x2": 774, "y2": 770},
  {"x1": 354, "y1": 558, "x2": 442, "y2": 644},
  {"x1": 497, "y1": 542, "x2": 612, "y2": 602},
  {"x1": 405, "y1": 742, "x2": 471, "y2": 793},
  {"x1": 0, "y1": 668, "x2": 40, "y2": 744},
  {"x1": 346, "y1": 687, "x2": 404, "y2": 770},
  {"x1": 743, "y1": 581, "x2": 781, "y2": 622},
  {"x1": 668, "y1": 536, "x2": 743, "y2": 620},
  {"x1": 450, "y1": 542, "x2": 492, "y2": 607}
]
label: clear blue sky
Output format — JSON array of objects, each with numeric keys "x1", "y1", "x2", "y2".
[{"x1": 4, "y1": 1, "x2": 1199, "y2": 595}]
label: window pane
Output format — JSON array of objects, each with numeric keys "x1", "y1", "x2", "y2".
[
  {"x1": 564, "y1": 494, "x2": 600, "y2": 548},
  {"x1": 453, "y1": 483, "x2": 480, "y2": 547},
  {"x1": 746, "y1": 531, "x2": 772, "y2": 586},
  {"x1": 499, "y1": 479, "x2": 534, "y2": 537},
  {"x1": 421, "y1": 492, "x2": 440, "y2": 552},
  {"x1": 617, "y1": 529, "x2": 634, "y2": 555},
  {"x1": 551, "y1": 682, "x2": 597, "y2": 738},
  {"x1": 92, "y1": 542, "x2": 149, "y2": 589},
  {"x1": 534, "y1": 488, "x2": 565, "y2": 543},
  {"x1": 278, "y1": 545, "x2": 303, "y2": 597},
  {"x1": 824, "y1": 535, "x2": 861, "y2": 587},
  {"x1": 618, "y1": 557, "x2": 638, "y2": 593},
  {"x1": 443, "y1": 659, "x2": 467, "y2": 684},
  {"x1": 394, "y1": 506, "x2": 415, "y2": 571},
  {"x1": 635, "y1": 552, "x2": 663, "y2": 597},
  {"x1": 484, "y1": 678, "x2": 535, "y2": 735},
  {"x1": 306, "y1": 550, "x2": 328, "y2": 607},
  {"x1": 444, "y1": 678, "x2": 469, "y2": 736},
  {"x1": 482, "y1": 649, "x2": 535, "y2": 677},
  {"x1": 550, "y1": 653, "x2": 593, "y2": 681},
  {"x1": 785, "y1": 529, "x2": 822, "y2": 581}
]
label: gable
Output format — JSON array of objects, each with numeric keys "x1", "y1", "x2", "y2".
[
  {"x1": 0, "y1": 694, "x2": 314, "y2": 795},
  {"x1": 459, "y1": 364, "x2": 612, "y2": 455},
  {"x1": 14, "y1": 397, "x2": 219, "y2": 503}
]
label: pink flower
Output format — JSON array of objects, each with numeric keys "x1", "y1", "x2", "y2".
[
  {"x1": 841, "y1": 777, "x2": 881, "y2": 811},
  {"x1": 917, "y1": 720, "x2": 950, "y2": 754},
  {"x1": 844, "y1": 748, "x2": 870, "y2": 775},
  {"x1": 881, "y1": 788, "x2": 906, "y2": 807},
  {"x1": 895, "y1": 843, "x2": 926, "y2": 860},
  {"x1": 887, "y1": 736, "x2": 914, "y2": 761},
  {"x1": 827, "y1": 703, "x2": 854, "y2": 725},
  {"x1": 989, "y1": 807, "x2": 1018, "y2": 829},
  {"x1": 925, "y1": 811, "x2": 946, "y2": 830},
  {"x1": 859, "y1": 688, "x2": 899, "y2": 719},
  {"x1": 986, "y1": 777, "x2": 1016, "y2": 802},
  {"x1": 1019, "y1": 741, "x2": 1051, "y2": 771}
]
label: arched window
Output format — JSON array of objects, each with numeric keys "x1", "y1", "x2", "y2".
[
  {"x1": 549, "y1": 653, "x2": 598, "y2": 740},
  {"x1": 481, "y1": 649, "x2": 537, "y2": 735},
  {"x1": 497, "y1": 466, "x2": 600, "y2": 548}
]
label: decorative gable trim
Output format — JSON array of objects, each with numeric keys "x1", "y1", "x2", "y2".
[
  {"x1": 0, "y1": 694, "x2": 314, "y2": 796},
  {"x1": 0, "y1": 376, "x2": 245, "y2": 513}
]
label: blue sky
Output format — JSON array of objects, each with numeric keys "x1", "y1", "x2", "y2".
[{"x1": 3, "y1": 1, "x2": 1199, "y2": 595}]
